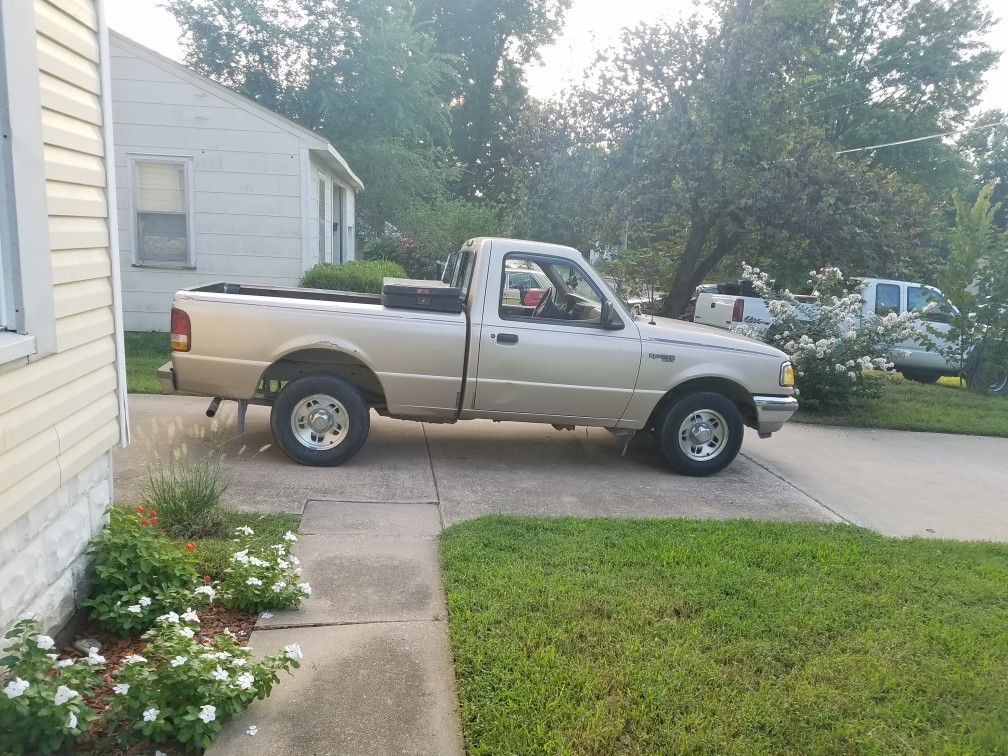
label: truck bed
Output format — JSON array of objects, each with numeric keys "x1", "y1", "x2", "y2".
[{"x1": 189, "y1": 282, "x2": 382, "y2": 305}]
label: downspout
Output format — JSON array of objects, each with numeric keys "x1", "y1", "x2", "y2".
[{"x1": 96, "y1": 0, "x2": 130, "y2": 447}]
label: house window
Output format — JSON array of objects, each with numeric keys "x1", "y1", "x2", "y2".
[
  {"x1": 132, "y1": 158, "x2": 193, "y2": 267},
  {"x1": 318, "y1": 175, "x2": 327, "y2": 263}
]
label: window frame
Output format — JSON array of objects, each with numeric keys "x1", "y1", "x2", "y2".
[
  {"x1": 128, "y1": 154, "x2": 196, "y2": 270},
  {"x1": 497, "y1": 252, "x2": 620, "y2": 330}
]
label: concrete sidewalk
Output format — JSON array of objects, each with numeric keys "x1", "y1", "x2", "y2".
[{"x1": 208, "y1": 500, "x2": 463, "y2": 755}]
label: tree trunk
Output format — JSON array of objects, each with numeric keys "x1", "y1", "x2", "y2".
[
  {"x1": 660, "y1": 210, "x2": 712, "y2": 317},
  {"x1": 661, "y1": 219, "x2": 741, "y2": 318}
]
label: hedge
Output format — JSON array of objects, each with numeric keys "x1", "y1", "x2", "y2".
[{"x1": 299, "y1": 259, "x2": 407, "y2": 294}]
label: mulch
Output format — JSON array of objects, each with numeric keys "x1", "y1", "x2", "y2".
[{"x1": 67, "y1": 604, "x2": 258, "y2": 754}]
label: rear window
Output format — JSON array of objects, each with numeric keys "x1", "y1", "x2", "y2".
[{"x1": 444, "y1": 249, "x2": 476, "y2": 295}]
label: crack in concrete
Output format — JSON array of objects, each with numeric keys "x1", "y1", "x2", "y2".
[
  {"x1": 421, "y1": 423, "x2": 446, "y2": 532},
  {"x1": 740, "y1": 451, "x2": 850, "y2": 525}
]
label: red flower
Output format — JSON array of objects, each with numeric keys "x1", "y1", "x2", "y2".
[
  {"x1": 135, "y1": 505, "x2": 145, "y2": 514},
  {"x1": 185, "y1": 542, "x2": 196, "y2": 551},
  {"x1": 148, "y1": 509, "x2": 158, "y2": 519},
  {"x1": 203, "y1": 575, "x2": 212, "y2": 584},
  {"x1": 141, "y1": 518, "x2": 152, "y2": 526}
]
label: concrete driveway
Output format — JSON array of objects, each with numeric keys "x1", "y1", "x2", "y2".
[{"x1": 116, "y1": 394, "x2": 1008, "y2": 541}]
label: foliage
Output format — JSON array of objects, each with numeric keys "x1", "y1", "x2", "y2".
[
  {"x1": 187, "y1": 511, "x2": 302, "y2": 579},
  {"x1": 441, "y1": 515, "x2": 1008, "y2": 754},
  {"x1": 361, "y1": 235, "x2": 444, "y2": 280},
  {"x1": 218, "y1": 527, "x2": 310, "y2": 613},
  {"x1": 103, "y1": 614, "x2": 301, "y2": 752},
  {"x1": 84, "y1": 507, "x2": 201, "y2": 636},
  {"x1": 299, "y1": 259, "x2": 406, "y2": 294},
  {"x1": 124, "y1": 331, "x2": 171, "y2": 394},
  {"x1": 595, "y1": 247, "x2": 677, "y2": 307},
  {"x1": 735, "y1": 264, "x2": 919, "y2": 408},
  {"x1": 0, "y1": 620, "x2": 101, "y2": 754},
  {"x1": 935, "y1": 182, "x2": 1008, "y2": 392},
  {"x1": 145, "y1": 446, "x2": 230, "y2": 540}
]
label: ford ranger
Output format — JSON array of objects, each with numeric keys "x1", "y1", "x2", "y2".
[{"x1": 160, "y1": 238, "x2": 798, "y2": 476}]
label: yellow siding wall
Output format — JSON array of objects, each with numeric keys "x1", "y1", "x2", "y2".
[{"x1": 0, "y1": 0, "x2": 120, "y2": 529}]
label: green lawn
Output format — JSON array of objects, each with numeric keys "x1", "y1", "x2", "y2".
[
  {"x1": 441, "y1": 516, "x2": 1008, "y2": 754},
  {"x1": 795, "y1": 374, "x2": 1008, "y2": 437},
  {"x1": 124, "y1": 330, "x2": 171, "y2": 393}
]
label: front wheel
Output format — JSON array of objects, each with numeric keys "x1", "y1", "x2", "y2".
[
  {"x1": 270, "y1": 374, "x2": 370, "y2": 466},
  {"x1": 654, "y1": 391, "x2": 743, "y2": 476}
]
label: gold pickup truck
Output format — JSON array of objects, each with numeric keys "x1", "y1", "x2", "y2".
[{"x1": 161, "y1": 237, "x2": 797, "y2": 476}]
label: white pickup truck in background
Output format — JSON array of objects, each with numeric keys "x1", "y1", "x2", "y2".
[{"x1": 692, "y1": 277, "x2": 959, "y2": 383}]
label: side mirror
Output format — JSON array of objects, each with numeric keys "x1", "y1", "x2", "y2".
[{"x1": 601, "y1": 299, "x2": 624, "y2": 330}]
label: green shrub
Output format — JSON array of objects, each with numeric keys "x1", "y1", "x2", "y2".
[
  {"x1": 104, "y1": 614, "x2": 300, "y2": 752},
  {"x1": 299, "y1": 259, "x2": 407, "y2": 294},
  {"x1": 144, "y1": 449, "x2": 230, "y2": 540},
  {"x1": 361, "y1": 235, "x2": 444, "y2": 279},
  {"x1": 0, "y1": 620, "x2": 102, "y2": 754},
  {"x1": 84, "y1": 507, "x2": 202, "y2": 636},
  {"x1": 218, "y1": 527, "x2": 309, "y2": 613}
]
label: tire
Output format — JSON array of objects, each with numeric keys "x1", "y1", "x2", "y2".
[
  {"x1": 654, "y1": 391, "x2": 744, "y2": 476},
  {"x1": 968, "y1": 365, "x2": 1008, "y2": 397},
  {"x1": 900, "y1": 369, "x2": 941, "y2": 384},
  {"x1": 270, "y1": 373, "x2": 370, "y2": 466}
]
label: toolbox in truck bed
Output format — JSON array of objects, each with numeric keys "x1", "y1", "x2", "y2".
[{"x1": 381, "y1": 278, "x2": 464, "y2": 313}]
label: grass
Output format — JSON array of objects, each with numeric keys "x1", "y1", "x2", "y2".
[
  {"x1": 441, "y1": 516, "x2": 1008, "y2": 754},
  {"x1": 186, "y1": 510, "x2": 301, "y2": 579},
  {"x1": 124, "y1": 331, "x2": 171, "y2": 394},
  {"x1": 795, "y1": 373, "x2": 1008, "y2": 437}
]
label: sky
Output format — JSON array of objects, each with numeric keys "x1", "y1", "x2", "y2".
[{"x1": 107, "y1": 0, "x2": 1008, "y2": 113}]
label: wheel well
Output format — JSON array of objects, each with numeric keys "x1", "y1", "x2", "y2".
[
  {"x1": 259, "y1": 348, "x2": 386, "y2": 408},
  {"x1": 645, "y1": 377, "x2": 757, "y2": 431}
]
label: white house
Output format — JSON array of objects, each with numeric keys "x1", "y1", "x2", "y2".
[
  {"x1": 109, "y1": 32, "x2": 363, "y2": 331},
  {"x1": 1, "y1": 0, "x2": 128, "y2": 634}
]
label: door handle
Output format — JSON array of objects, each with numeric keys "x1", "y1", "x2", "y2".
[{"x1": 495, "y1": 333, "x2": 519, "y2": 345}]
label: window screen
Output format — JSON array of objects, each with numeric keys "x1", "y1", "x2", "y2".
[{"x1": 134, "y1": 161, "x2": 190, "y2": 266}]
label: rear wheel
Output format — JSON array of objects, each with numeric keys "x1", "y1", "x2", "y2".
[
  {"x1": 900, "y1": 369, "x2": 941, "y2": 384},
  {"x1": 271, "y1": 374, "x2": 370, "y2": 466},
  {"x1": 654, "y1": 391, "x2": 743, "y2": 476}
]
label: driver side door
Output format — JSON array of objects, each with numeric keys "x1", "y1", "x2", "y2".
[{"x1": 473, "y1": 252, "x2": 642, "y2": 422}]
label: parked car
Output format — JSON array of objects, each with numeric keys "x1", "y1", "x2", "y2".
[
  {"x1": 161, "y1": 238, "x2": 798, "y2": 476},
  {"x1": 692, "y1": 277, "x2": 963, "y2": 384}
]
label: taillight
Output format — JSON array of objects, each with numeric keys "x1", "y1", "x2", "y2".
[
  {"x1": 170, "y1": 307, "x2": 191, "y2": 352},
  {"x1": 731, "y1": 297, "x2": 745, "y2": 322}
]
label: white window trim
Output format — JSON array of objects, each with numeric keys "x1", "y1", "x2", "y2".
[
  {"x1": 0, "y1": 0, "x2": 56, "y2": 366},
  {"x1": 126, "y1": 153, "x2": 196, "y2": 270}
]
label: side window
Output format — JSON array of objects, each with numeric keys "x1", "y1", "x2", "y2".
[
  {"x1": 907, "y1": 285, "x2": 952, "y2": 324},
  {"x1": 874, "y1": 283, "x2": 900, "y2": 316},
  {"x1": 133, "y1": 158, "x2": 193, "y2": 268},
  {"x1": 500, "y1": 254, "x2": 604, "y2": 325}
]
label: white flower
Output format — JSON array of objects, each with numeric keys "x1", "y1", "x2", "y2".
[
  {"x1": 158, "y1": 611, "x2": 180, "y2": 624},
  {"x1": 123, "y1": 654, "x2": 148, "y2": 665},
  {"x1": 87, "y1": 649, "x2": 106, "y2": 665},
  {"x1": 282, "y1": 531, "x2": 297, "y2": 542},
  {"x1": 277, "y1": 559, "x2": 290, "y2": 570},
  {"x1": 298, "y1": 582, "x2": 312, "y2": 596},
  {"x1": 271, "y1": 580, "x2": 286, "y2": 593},
  {"x1": 284, "y1": 643, "x2": 303, "y2": 660},
  {"x1": 56, "y1": 658, "x2": 75, "y2": 668},
  {"x1": 178, "y1": 627, "x2": 195, "y2": 639},
  {"x1": 4, "y1": 678, "x2": 29, "y2": 699},
  {"x1": 246, "y1": 725, "x2": 258, "y2": 736},
  {"x1": 246, "y1": 577, "x2": 262, "y2": 586},
  {"x1": 271, "y1": 544, "x2": 286, "y2": 555},
  {"x1": 198, "y1": 705, "x2": 216, "y2": 729},
  {"x1": 143, "y1": 707, "x2": 159, "y2": 722},
  {"x1": 66, "y1": 711, "x2": 78, "y2": 730},
  {"x1": 113, "y1": 683, "x2": 130, "y2": 695},
  {"x1": 233, "y1": 549, "x2": 250, "y2": 564},
  {"x1": 127, "y1": 604, "x2": 142, "y2": 614},
  {"x1": 235, "y1": 525, "x2": 255, "y2": 536},
  {"x1": 35, "y1": 634, "x2": 55, "y2": 651},
  {"x1": 210, "y1": 666, "x2": 229, "y2": 681},
  {"x1": 54, "y1": 685, "x2": 79, "y2": 705},
  {"x1": 214, "y1": 651, "x2": 231, "y2": 660},
  {"x1": 231, "y1": 658, "x2": 248, "y2": 667},
  {"x1": 290, "y1": 555, "x2": 301, "y2": 566},
  {"x1": 170, "y1": 655, "x2": 188, "y2": 667},
  {"x1": 139, "y1": 596, "x2": 152, "y2": 607},
  {"x1": 181, "y1": 608, "x2": 200, "y2": 623},
  {"x1": 248, "y1": 556, "x2": 269, "y2": 568},
  {"x1": 235, "y1": 672, "x2": 255, "y2": 690},
  {"x1": 260, "y1": 612, "x2": 273, "y2": 619},
  {"x1": 194, "y1": 585, "x2": 216, "y2": 600}
]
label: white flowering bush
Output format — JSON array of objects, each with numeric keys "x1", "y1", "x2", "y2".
[
  {"x1": 735, "y1": 264, "x2": 920, "y2": 408},
  {"x1": 0, "y1": 620, "x2": 102, "y2": 754},
  {"x1": 104, "y1": 613, "x2": 301, "y2": 752},
  {"x1": 219, "y1": 528, "x2": 310, "y2": 613}
]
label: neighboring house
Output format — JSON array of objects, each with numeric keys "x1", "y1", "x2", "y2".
[
  {"x1": 0, "y1": 1, "x2": 129, "y2": 633},
  {"x1": 108, "y1": 33, "x2": 364, "y2": 331}
]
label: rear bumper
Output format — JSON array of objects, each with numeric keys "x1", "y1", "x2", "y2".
[
  {"x1": 752, "y1": 394, "x2": 798, "y2": 435},
  {"x1": 158, "y1": 361, "x2": 177, "y2": 393}
]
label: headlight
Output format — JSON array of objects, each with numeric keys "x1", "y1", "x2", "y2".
[{"x1": 780, "y1": 361, "x2": 795, "y2": 387}]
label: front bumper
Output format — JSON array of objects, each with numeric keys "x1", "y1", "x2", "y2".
[
  {"x1": 158, "y1": 361, "x2": 177, "y2": 393},
  {"x1": 752, "y1": 394, "x2": 798, "y2": 436}
]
